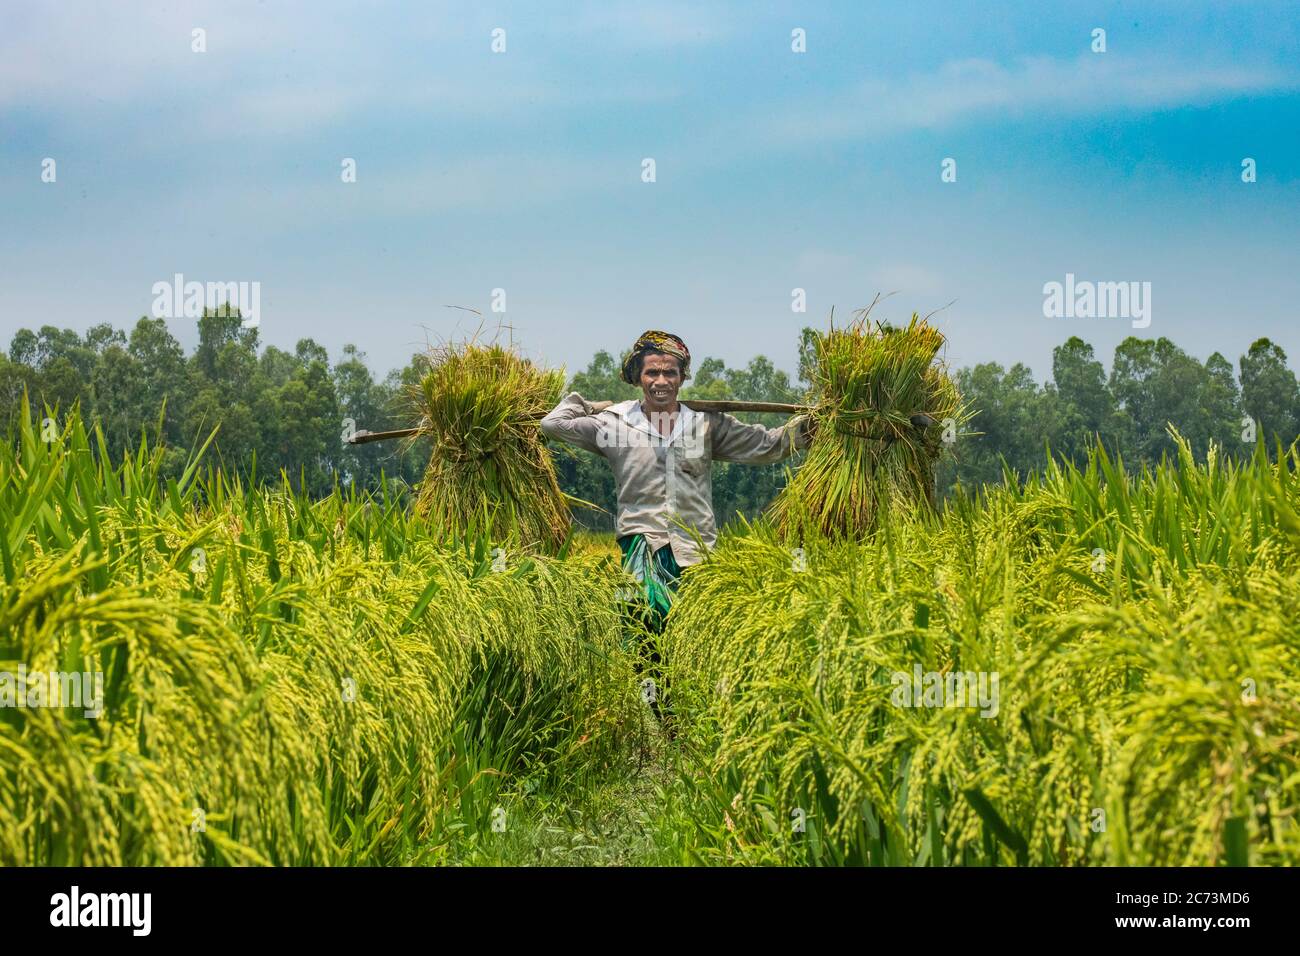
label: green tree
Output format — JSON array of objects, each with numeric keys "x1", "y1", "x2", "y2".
[
  {"x1": 89, "y1": 343, "x2": 146, "y2": 455},
  {"x1": 1049, "y1": 336, "x2": 1118, "y2": 462},
  {"x1": 259, "y1": 345, "x2": 300, "y2": 388},
  {"x1": 334, "y1": 344, "x2": 396, "y2": 490},
  {"x1": 1111, "y1": 337, "x2": 1244, "y2": 464},
  {"x1": 1202, "y1": 352, "x2": 1245, "y2": 457},
  {"x1": 186, "y1": 308, "x2": 267, "y2": 478},
  {"x1": 567, "y1": 350, "x2": 639, "y2": 403},
  {"x1": 1239, "y1": 338, "x2": 1300, "y2": 454},
  {"x1": 0, "y1": 353, "x2": 35, "y2": 435},
  {"x1": 8, "y1": 329, "x2": 38, "y2": 366},
  {"x1": 20, "y1": 325, "x2": 94, "y2": 415},
  {"x1": 797, "y1": 326, "x2": 818, "y2": 390},
  {"x1": 949, "y1": 362, "x2": 1047, "y2": 488}
]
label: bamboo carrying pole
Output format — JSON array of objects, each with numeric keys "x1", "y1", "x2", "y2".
[
  {"x1": 346, "y1": 400, "x2": 935, "y2": 445},
  {"x1": 345, "y1": 399, "x2": 810, "y2": 445}
]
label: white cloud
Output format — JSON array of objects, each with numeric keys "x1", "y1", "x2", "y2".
[
  {"x1": 750, "y1": 54, "x2": 1297, "y2": 145},
  {"x1": 117, "y1": 150, "x2": 631, "y2": 231},
  {"x1": 0, "y1": 2, "x2": 338, "y2": 109},
  {"x1": 1, "y1": 2, "x2": 687, "y2": 142}
]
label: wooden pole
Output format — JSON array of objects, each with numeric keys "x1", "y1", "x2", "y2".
[
  {"x1": 345, "y1": 401, "x2": 936, "y2": 445},
  {"x1": 344, "y1": 399, "x2": 810, "y2": 445},
  {"x1": 347, "y1": 426, "x2": 422, "y2": 445}
]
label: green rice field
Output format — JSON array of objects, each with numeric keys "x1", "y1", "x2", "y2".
[{"x1": 2, "y1": 398, "x2": 1298, "y2": 866}]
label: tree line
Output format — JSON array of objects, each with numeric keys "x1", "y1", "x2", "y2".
[{"x1": 3, "y1": 310, "x2": 1298, "y2": 530}]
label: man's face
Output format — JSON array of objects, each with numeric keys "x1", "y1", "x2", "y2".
[{"x1": 639, "y1": 352, "x2": 682, "y2": 412}]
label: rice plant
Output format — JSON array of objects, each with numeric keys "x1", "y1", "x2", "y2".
[
  {"x1": 665, "y1": 432, "x2": 1300, "y2": 866},
  {"x1": 0, "y1": 396, "x2": 639, "y2": 865},
  {"x1": 7, "y1": 379, "x2": 1299, "y2": 867},
  {"x1": 408, "y1": 341, "x2": 572, "y2": 555},
  {"x1": 770, "y1": 309, "x2": 968, "y2": 539}
]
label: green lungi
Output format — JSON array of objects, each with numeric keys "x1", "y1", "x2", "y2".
[
  {"x1": 616, "y1": 533, "x2": 683, "y2": 726},
  {"x1": 616, "y1": 533, "x2": 683, "y2": 633}
]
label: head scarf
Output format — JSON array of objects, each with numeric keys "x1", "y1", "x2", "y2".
[{"x1": 620, "y1": 330, "x2": 691, "y2": 385}]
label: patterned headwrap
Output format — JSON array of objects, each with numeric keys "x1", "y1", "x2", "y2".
[{"x1": 620, "y1": 330, "x2": 691, "y2": 385}]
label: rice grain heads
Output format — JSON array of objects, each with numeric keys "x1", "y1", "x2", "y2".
[
  {"x1": 665, "y1": 435, "x2": 1300, "y2": 866},
  {"x1": 771, "y1": 310, "x2": 966, "y2": 539},
  {"x1": 410, "y1": 342, "x2": 571, "y2": 554},
  {"x1": 0, "y1": 398, "x2": 637, "y2": 865}
]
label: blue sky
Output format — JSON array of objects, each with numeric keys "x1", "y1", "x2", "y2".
[{"x1": 3, "y1": 1, "x2": 1298, "y2": 385}]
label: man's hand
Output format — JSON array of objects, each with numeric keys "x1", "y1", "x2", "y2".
[
  {"x1": 797, "y1": 414, "x2": 818, "y2": 444},
  {"x1": 588, "y1": 400, "x2": 614, "y2": 414}
]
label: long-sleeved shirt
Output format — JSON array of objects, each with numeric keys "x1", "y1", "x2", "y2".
[{"x1": 540, "y1": 392, "x2": 811, "y2": 566}]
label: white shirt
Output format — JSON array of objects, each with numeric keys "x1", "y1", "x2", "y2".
[{"x1": 540, "y1": 393, "x2": 811, "y2": 565}]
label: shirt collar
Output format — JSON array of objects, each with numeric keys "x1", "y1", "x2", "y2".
[{"x1": 615, "y1": 399, "x2": 694, "y2": 441}]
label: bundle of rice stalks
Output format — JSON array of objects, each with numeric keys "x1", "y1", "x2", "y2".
[
  {"x1": 770, "y1": 308, "x2": 967, "y2": 538},
  {"x1": 409, "y1": 342, "x2": 571, "y2": 554}
]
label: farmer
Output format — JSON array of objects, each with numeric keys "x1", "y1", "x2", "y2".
[{"x1": 540, "y1": 330, "x2": 815, "y2": 727}]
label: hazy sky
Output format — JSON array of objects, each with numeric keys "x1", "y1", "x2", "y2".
[{"x1": 3, "y1": 1, "x2": 1298, "y2": 384}]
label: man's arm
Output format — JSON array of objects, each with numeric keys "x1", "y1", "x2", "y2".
[
  {"x1": 539, "y1": 392, "x2": 610, "y2": 455},
  {"x1": 711, "y1": 412, "x2": 813, "y2": 464}
]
